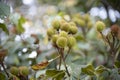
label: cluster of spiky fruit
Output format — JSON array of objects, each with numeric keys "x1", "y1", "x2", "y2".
[
  {"x1": 47, "y1": 19, "x2": 78, "y2": 48},
  {"x1": 10, "y1": 66, "x2": 29, "y2": 76},
  {"x1": 95, "y1": 21, "x2": 105, "y2": 32},
  {"x1": 72, "y1": 13, "x2": 93, "y2": 29}
]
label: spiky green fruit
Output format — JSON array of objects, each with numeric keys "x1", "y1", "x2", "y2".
[
  {"x1": 59, "y1": 31, "x2": 68, "y2": 37},
  {"x1": 77, "y1": 19, "x2": 85, "y2": 27},
  {"x1": 60, "y1": 23, "x2": 70, "y2": 32},
  {"x1": 52, "y1": 34, "x2": 59, "y2": 43},
  {"x1": 19, "y1": 66, "x2": 29, "y2": 76},
  {"x1": 87, "y1": 21, "x2": 93, "y2": 29},
  {"x1": 83, "y1": 14, "x2": 90, "y2": 22},
  {"x1": 56, "y1": 37, "x2": 67, "y2": 48},
  {"x1": 69, "y1": 22, "x2": 76, "y2": 26},
  {"x1": 69, "y1": 26, "x2": 78, "y2": 34},
  {"x1": 52, "y1": 20, "x2": 60, "y2": 30},
  {"x1": 10, "y1": 67, "x2": 19, "y2": 75},
  {"x1": 47, "y1": 28, "x2": 55, "y2": 37},
  {"x1": 96, "y1": 21, "x2": 105, "y2": 32},
  {"x1": 67, "y1": 36, "x2": 76, "y2": 48}
]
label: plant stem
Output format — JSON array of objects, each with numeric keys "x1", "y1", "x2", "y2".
[
  {"x1": 64, "y1": 48, "x2": 71, "y2": 60},
  {"x1": 1, "y1": 62, "x2": 9, "y2": 78},
  {"x1": 56, "y1": 48, "x2": 62, "y2": 70},
  {"x1": 60, "y1": 48, "x2": 70, "y2": 77}
]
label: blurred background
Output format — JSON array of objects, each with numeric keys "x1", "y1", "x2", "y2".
[{"x1": 0, "y1": 0, "x2": 120, "y2": 79}]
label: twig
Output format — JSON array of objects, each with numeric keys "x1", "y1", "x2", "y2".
[
  {"x1": 60, "y1": 48, "x2": 70, "y2": 77},
  {"x1": 64, "y1": 48, "x2": 71, "y2": 60},
  {"x1": 1, "y1": 62, "x2": 9, "y2": 78},
  {"x1": 56, "y1": 48, "x2": 62, "y2": 70}
]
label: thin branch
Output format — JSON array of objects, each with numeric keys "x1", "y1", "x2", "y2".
[
  {"x1": 60, "y1": 48, "x2": 70, "y2": 77},
  {"x1": 64, "y1": 48, "x2": 71, "y2": 60},
  {"x1": 1, "y1": 62, "x2": 9, "y2": 78}
]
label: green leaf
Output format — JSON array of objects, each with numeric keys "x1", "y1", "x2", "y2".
[
  {"x1": 0, "y1": 23, "x2": 9, "y2": 35},
  {"x1": 16, "y1": 16, "x2": 26, "y2": 34},
  {"x1": 0, "y1": 72, "x2": 6, "y2": 80},
  {"x1": 115, "y1": 61, "x2": 120, "y2": 68},
  {"x1": 0, "y1": 2, "x2": 10, "y2": 19},
  {"x1": 46, "y1": 69, "x2": 65, "y2": 80},
  {"x1": 81, "y1": 64, "x2": 95, "y2": 76},
  {"x1": 95, "y1": 65, "x2": 107, "y2": 75},
  {"x1": 98, "y1": 70, "x2": 110, "y2": 80}
]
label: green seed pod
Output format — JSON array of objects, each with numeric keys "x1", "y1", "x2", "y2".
[
  {"x1": 67, "y1": 36, "x2": 76, "y2": 48},
  {"x1": 56, "y1": 37, "x2": 67, "y2": 48},
  {"x1": 69, "y1": 22, "x2": 76, "y2": 26},
  {"x1": 52, "y1": 34, "x2": 59, "y2": 43},
  {"x1": 10, "y1": 67, "x2": 19, "y2": 75},
  {"x1": 87, "y1": 21, "x2": 93, "y2": 29},
  {"x1": 60, "y1": 19, "x2": 66, "y2": 24},
  {"x1": 47, "y1": 28, "x2": 55, "y2": 37},
  {"x1": 19, "y1": 66, "x2": 29, "y2": 76},
  {"x1": 60, "y1": 23, "x2": 70, "y2": 32},
  {"x1": 77, "y1": 19, "x2": 85, "y2": 27},
  {"x1": 96, "y1": 21, "x2": 105, "y2": 32},
  {"x1": 52, "y1": 19, "x2": 60, "y2": 30},
  {"x1": 69, "y1": 26, "x2": 78, "y2": 34},
  {"x1": 59, "y1": 31, "x2": 68, "y2": 37},
  {"x1": 83, "y1": 14, "x2": 90, "y2": 22}
]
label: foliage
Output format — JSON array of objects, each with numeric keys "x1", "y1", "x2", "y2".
[{"x1": 0, "y1": 0, "x2": 120, "y2": 80}]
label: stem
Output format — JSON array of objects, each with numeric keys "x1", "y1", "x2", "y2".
[
  {"x1": 59, "y1": 57, "x2": 62, "y2": 70},
  {"x1": 60, "y1": 48, "x2": 70, "y2": 77},
  {"x1": 64, "y1": 48, "x2": 71, "y2": 60},
  {"x1": 1, "y1": 62, "x2": 9, "y2": 78},
  {"x1": 56, "y1": 48, "x2": 62, "y2": 70}
]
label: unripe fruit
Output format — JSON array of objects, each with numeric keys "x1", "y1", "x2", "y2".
[
  {"x1": 87, "y1": 21, "x2": 93, "y2": 29},
  {"x1": 56, "y1": 37, "x2": 67, "y2": 48},
  {"x1": 60, "y1": 23, "x2": 70, "y2": 32},
  {"x1": 69, "y1": 26, "x2": 78, "y2": 34},
  {"x1": 96, "y1": 21, "x2": 105, "y2": 32},
  {"x1": 47, "y1": 28, "x2": 55, "y2": 37},
  {"x1": 52, "y1": 34, "x2": 59, "y2": 43},
  {"x1": 69, "y1": 22, "x2": 76, "y2": 26},
  {"x1": 59, "y1": 31, "x2": 68, "y2": 37},
  {"x1": 52, "y1": 20, "x2": 60, "y2": 30},
  {"x1": 60, "y1": 19, "x2": 66, "y2": 24},
  {"x1": 19, "y1": 66, "x2": 29, "y2": 76},
  {"x1": 10, "y1": 67, "x2": 19, "y2": 75},
  {"x1": 67, "y1": 36, "x2": 76, "y2": 48},
  {"x1": 83, "y1": 14, "x2": 90, "y2": 22},
  {"x1": 77, "y1": 19, "x2": 85, "y2": 27}
]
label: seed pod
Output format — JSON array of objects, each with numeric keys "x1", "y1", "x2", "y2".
[
  {"x1": 52, "y1": 34, "x2": 59, "y2": 43},
  {"x1": 67, "y1": 36, "x2": 76, "y2": 48},
  {"x1": 60, "y1": 23, "x2": 70, "y2": 32},
  {"x1": 87, "y1": 21, "x2": 93, "y2": 29},
  {"x1": 19, "y1": 66, "x2": 29, "y2": 76},
  {"x1": 96, "y1": 21, "x2": 105, "y2": 32},
  {"x1": 69, "y1": 22, "x2": 76, "y2": 26},
  {"x1": 77, "y1": 19, "x2": 85, "y2": 27},
  {"x1": 111, "y1": 24, "x2": 119, "y2": 35},
  {"x1": 52, "y1": 19, "x2": 60, "y2": 30},
  {"x1": 69, "y1": 25, "x2": 78, "y2": 34},
  {"x1": 10, "y1": 67, "x2": 19, "y2": 75},
  {"x1": 60, "y1": 19, "x2": 66, "y2": 24},
  {"x1": 59, "y1": 31, "x2": 68, "y2": 37},
  {"x1": 56, "y1": 37, "x2": 67, "y2": 48},
  {"x1": 47, "y1": 28, "x2": 55, "y2": 37},
  {"x1": 83, "y1": 14, "x2": 90, "y2": 22}
]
